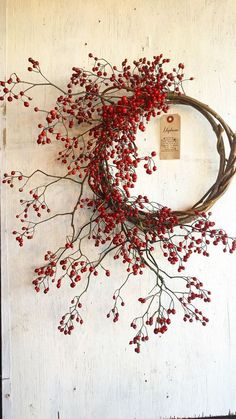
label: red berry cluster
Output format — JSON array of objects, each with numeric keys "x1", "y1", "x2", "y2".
[{"x1": 58, "y1": 299, "x2": 83, "y2": 335}]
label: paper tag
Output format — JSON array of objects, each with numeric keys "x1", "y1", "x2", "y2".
[{"x1": 160, "y1": 114, "x2": 181, "y2": 160}]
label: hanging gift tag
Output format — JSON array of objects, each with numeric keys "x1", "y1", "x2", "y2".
[{"x1": 160, "y1": 114, "x2": 181, "y2": 159}]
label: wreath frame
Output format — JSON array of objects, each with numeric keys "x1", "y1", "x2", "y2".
[{"x1": 93, "y1": 90, "x2": 236, "y2": 226}]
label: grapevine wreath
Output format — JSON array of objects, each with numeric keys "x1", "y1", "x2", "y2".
[{"x1": 1, "y1": 54, "x2": 236, "y2": 353}]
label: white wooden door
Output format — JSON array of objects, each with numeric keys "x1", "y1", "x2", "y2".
[{"x1": 1, "y1": 1, "x2": 236, "y2": 418}]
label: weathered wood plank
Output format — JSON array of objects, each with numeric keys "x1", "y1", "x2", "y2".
[{"x1": 1, "y1": 1, "x2": 12, "y2": 418}]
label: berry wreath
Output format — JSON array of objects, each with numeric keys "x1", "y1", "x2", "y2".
[{"x1": 1, "y1": 54, "x2": 236, "y2": 353}]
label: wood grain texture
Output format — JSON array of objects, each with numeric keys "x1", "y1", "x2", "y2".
[
  {"x1": 0, "y1": 1, "x2": 12, "y2": 418},
  {"x1": 1, "y1": 1, "x2": 236, "y2": 418}
]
